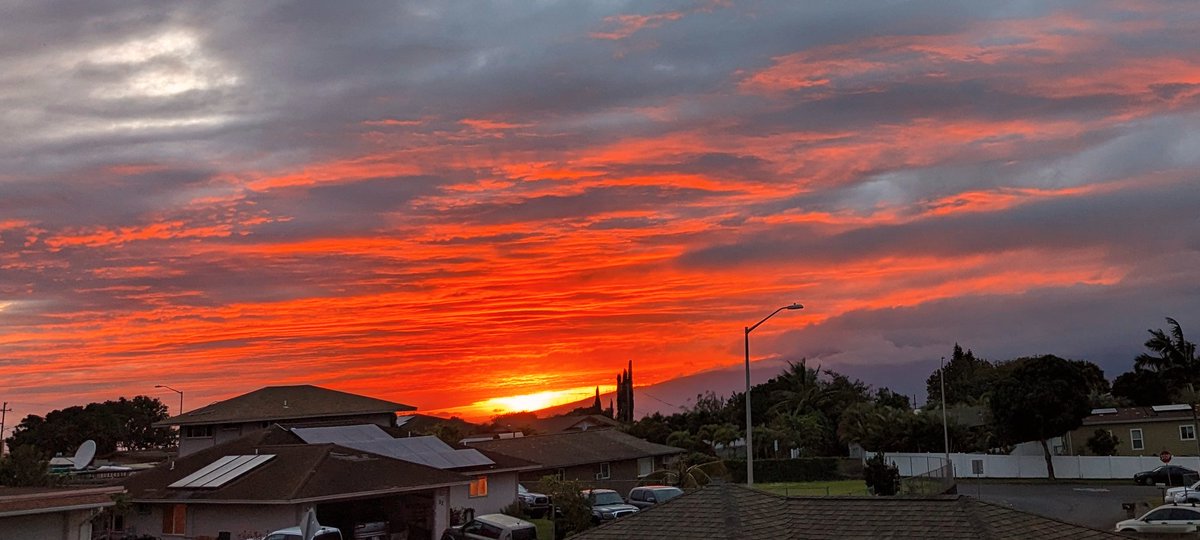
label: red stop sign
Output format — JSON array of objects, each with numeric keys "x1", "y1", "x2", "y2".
[{"x1": 1161, "y1": 450, "x2": 1173, "y2": 463}]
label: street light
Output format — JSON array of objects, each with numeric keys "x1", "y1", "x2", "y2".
[
  {"x1": 744, "y1": 302, "x2": 803, "y2": 487},
  {"x1": 155, "y1": 385, "x2": 184, "y2": 416}
]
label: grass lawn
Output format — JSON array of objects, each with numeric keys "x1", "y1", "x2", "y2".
[
  {"x1": 756, "y1": 479, "x2": 870, "y2": 496},
  {"x1": 530, "y1": 518, "x2": 555, "y2": 540}
]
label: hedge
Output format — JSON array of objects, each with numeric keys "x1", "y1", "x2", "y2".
[{"x1": 725, "y1": 457, "x2": 840, "y2": 483}]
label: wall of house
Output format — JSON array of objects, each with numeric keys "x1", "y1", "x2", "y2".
[
  {"x1": 179, "y1": 413, "x2": 398, "y2": 456},
  {"x1": 520, "y1": 455, "x2": 676, "y2": 495},
  {"x1": 1069, "y1": 422, "x2": 1200, "y2": 457},
  {"x1": 125, "y1": 503, "x2": 300, "y2": 540},
  {"x1": 449, "y1": 471, "x2": 519, "y2": 516},
  {"x1": 0, "y1": 510, "x2": 95, "y2": 540}
]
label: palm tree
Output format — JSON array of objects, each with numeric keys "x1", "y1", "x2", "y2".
[
  {"x1": 767, "y1": 359, "x2": 830, "y2": 416},
  {"x1": 641, "y1": 458, "x2": 728, "y2": 490},
  {"x1": 1134, "y1": 318, "x2": 1199, "y2": 388}
]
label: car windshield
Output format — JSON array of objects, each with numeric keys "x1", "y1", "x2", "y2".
[
  {"x1": 265, "y1": 535, "x2": 301, "y2": 540},
  {"x1": 519, "y1": 484, "x2": 528, "y2": 494},
  {"x1": 653, "y1": 487, "x2": 683, "y2": 502},
  {"x1": 592, "y1": 491, "x2": 624, "y2": 505}
]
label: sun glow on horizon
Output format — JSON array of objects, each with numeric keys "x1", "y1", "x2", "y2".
[{"x1": 437, "y1": 385, "x2": 619, "y2": 421}]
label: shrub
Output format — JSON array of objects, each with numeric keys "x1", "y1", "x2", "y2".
[{"x1": 863, "y1": 453, "x2": 899, "y2": 496}]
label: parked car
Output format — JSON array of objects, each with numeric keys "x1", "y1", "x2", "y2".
[
  {"x1": 262, "y1": 525, "x2": 343, "y2": 540},
  {"x1": 626, "y1": 485, "x2": 683, "y2": 509},
  {"x1": 1134, "y1": 465, "x2": 1200, "y2": 486},
  {"x1": 1115, "y1": 503, "x2": 1200, "y2": 534},
  {"x1": 518, "y1": 483, "x2": 551, "y2": 518},
  {"x1": 582, "y1": 488, "x2": 639, "y2": 523},
  {"x1": 1164, "y1": 481, "x2": 1200, "y2": 503},
  {"x1": 441, "y1": 513, "x2": 537, "y2": 540}
]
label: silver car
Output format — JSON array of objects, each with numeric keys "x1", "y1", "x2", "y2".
[{"x1": 1115, "y1": 504, "x2": 1200, "y2": 534}]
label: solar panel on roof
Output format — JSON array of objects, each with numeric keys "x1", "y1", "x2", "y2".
[
  {"x1": 1152, "y1": 404, "x2": 1192, "y2": 412},
  {"x1": 168, "y1": 454, "x2": 275, "y2": 489},
  {"x1": 291, "y1": 428, "x2": 494, "y2": 469},
  {"x1": 292, "y1": 424, "x2": 390, "y2": 443}
]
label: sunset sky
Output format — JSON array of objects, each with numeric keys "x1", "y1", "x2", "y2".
[{"x1": 3, "y1": 1, "x2": 1199, "y2": 426}]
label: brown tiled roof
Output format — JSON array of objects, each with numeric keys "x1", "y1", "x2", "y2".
[
  {"x1": 466, "y1": 429, "x2": 684, "y2": 469},
  {"x1": 0, "y1": 486, "x2": 123, "y2": 517},
  {"x1": 122, "y1": 426, "x2": 468, "y2": 503},
  {"x1": 1082, "y1": 406, "x2": 1195, "y2": 426},
  {"x1": 572, "y1": 483, "x2": 1130, "y2": 539},
  {"x1": 155, "y1": 385, "x2": 415, "y2": 427}
]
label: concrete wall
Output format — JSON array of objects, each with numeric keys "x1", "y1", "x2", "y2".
[
  {"x1": 878, "y1": 452, "x2": 1200, "y2": 480},
  {"x1": 125, "y1": 502, "x2": 301, "y2": 540},
  {"x1": 0, "y1": 510, "x2": 95, "y2": 540},
  {"x1": 449, "y1": 471, "x2": 519, "y2": 516}
]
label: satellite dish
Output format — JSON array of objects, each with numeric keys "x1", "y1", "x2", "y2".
[{"x1": 73, "y1": 440, "x2": 97, "y2": 470}]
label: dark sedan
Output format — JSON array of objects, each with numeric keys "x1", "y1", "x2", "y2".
[{"x1": 1135, "y1": 465, "x2": 1200, "y2": 486}]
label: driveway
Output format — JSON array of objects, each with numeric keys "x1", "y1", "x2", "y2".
[{"x1": 962, "y1": 481, "x2": 1165, "y2": 531}]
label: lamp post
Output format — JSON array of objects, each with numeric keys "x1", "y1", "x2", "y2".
[
  {"x1": 155, "y1": 385, "x2": 184, "y2": 416},
  {"x1": 745, "y1": 302, "x2": 804, "y2": 487}
]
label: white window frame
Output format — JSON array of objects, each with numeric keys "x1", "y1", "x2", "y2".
[
  {"x1": 1131, "y1": 428, "x2": 1145, "y2": 451},
  {"x1": 637, "y1": 457, "x2": 653, "y2": 477},
  {"x1": 597, "y1": 462, "x2": 611, "y2": 480},
  {"x1": 1182, "y1": 425, "x2": 1196, "y2": 441}
]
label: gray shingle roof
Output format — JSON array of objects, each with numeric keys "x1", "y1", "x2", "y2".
[
  {"x1": 466, "y1": 429, "x2": 684, "y2": 469},
  {"x1": 572, "y1": 483, "x2": 1131, "y2": 539},
  {"x1": 155, "y1": 385, "x2": 414, "y2": 427}
]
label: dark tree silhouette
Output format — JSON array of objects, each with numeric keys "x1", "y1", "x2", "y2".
[{"x1": 989, "y1": 355, "x2": 1092, "y2": 479}]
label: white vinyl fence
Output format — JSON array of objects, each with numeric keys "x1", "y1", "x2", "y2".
[{"x1": 869, "y1": 452, "x2": 1200, "y2": 480}]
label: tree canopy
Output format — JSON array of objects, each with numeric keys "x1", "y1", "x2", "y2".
[
  {"x1": 6, "y1": 396, "x2": 173, "y2": 456},
  {"x1": 988, "y1": 355, "x2": 1091, "y2": 479}
]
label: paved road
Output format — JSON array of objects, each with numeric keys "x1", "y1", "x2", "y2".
[{"x1": 962, "y1": 481, "x2": 1165, "y2": 531}]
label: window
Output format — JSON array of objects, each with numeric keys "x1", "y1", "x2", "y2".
[
  {"x1": 597, "y1": 462, "x2": 611, "y2": 480},
  {"x1": 162, "y1": 504, "x2": 186, "y2": 535},
  {"x1": 637, "y1": 457, "x2": 653, "y2": 477},
  {"x1": 1182, "y1": 425, "x2": 1196, "y2": 441},
  {"x1": 183, "y1": 426, "x2": 213, "y2": 438},
  {"x1": 556, "y1": 468, "x2": 565, "y2": 480},
  {"x1": 1131, "y1": 429, "x2": 1144, "y2": 451},
  {"x1": 629, "y1": 489, "x2": 644, "y2": 502},
  {"x1": 1144, "y1": 509, "x2": 1171, "y2": 521},
  {"x1": 469, "y1": 475, "x2": 488, "y2": 498}
]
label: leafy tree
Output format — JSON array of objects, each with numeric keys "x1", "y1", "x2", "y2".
[
  {"x1": 6, "y1": 396, "x2": 172, "y2": 456},
  {"x1": 1086, "y1": 429, "x2": 1121, "y2": 456},
  {"x1": 988, "y1": 355, "x2": 1092, "y2": 479},
  {"x1": 1111, "y1": 369, "x2": 1171, "y2": 406},
  {"x1": 863, "y1": 452, "x2": 899, "y2": 496},
  {"x1": 925, "y1": 344, "x2": 994, "y2": 406},
  {"x1": 874, "y1": 388, "x2": 912, "y2": 410},
  {"x1": 0, "y1": 445, "x2": 54, "y2": 487},
  {"x1": 536, "y1": 475, "x2": 592, "y2": 536}
]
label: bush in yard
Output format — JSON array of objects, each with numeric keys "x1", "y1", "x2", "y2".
[
  {"x1": 863, "y1": 452, "x2": 899, "y2": 496},
  {"x1": 536, "y1": 475, "x2": 592, "y2": 536},
  {"x1": 1086, "y1": 429, "x2": 1121, "y2": 456}
]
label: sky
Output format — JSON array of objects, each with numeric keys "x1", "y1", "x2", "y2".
[{"x1": 2, "y1": 0, "x2": 1199, "y2": 427}]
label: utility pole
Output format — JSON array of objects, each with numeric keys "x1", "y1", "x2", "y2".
[
  {"x1": 940, "y1": 357, "x2": 951, "y2": 474},
  {"x1": 0, "y1": 402, "x2": 12, "y2": 457}
]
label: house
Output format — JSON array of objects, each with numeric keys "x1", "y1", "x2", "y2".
[
  {"x1": 0, "y1": 485, "x2": 123, "y2": 540},
  {"x1": 154, "y1": 385, "x2": 415, "y2": 456},
  {"x1": 529, "y1": 414, "x2": 621, "y2": 434},
  {"x1": 118, "y1": 424, "x2": 538, "y2": 539},
  {"x1": 466, "y1": 429, "x2": 685, "y2": 493},
  {"x1": 571, "y1": 482, "x2": 1127, "y2": 539},
  {"x1": 1066, "y1": 404, "x2": 1200, "y2": 457},
  {"x1": 288, "y1": 423, "x2": 541, "y2": 516}
]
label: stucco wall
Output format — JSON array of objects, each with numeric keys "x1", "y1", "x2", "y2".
[
  {"x1": 125, "y1": 503, "x2": 301, "y2": 540},
  {"x1": 0, "y1": 509, "x2": 97, "y2": 540},
  {"x1": 449, "y1": 471, "x2": 519, "y2": 516},
  {"x1": 1069, "y1": 421, "x2": 1200, "y2": 457}
]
